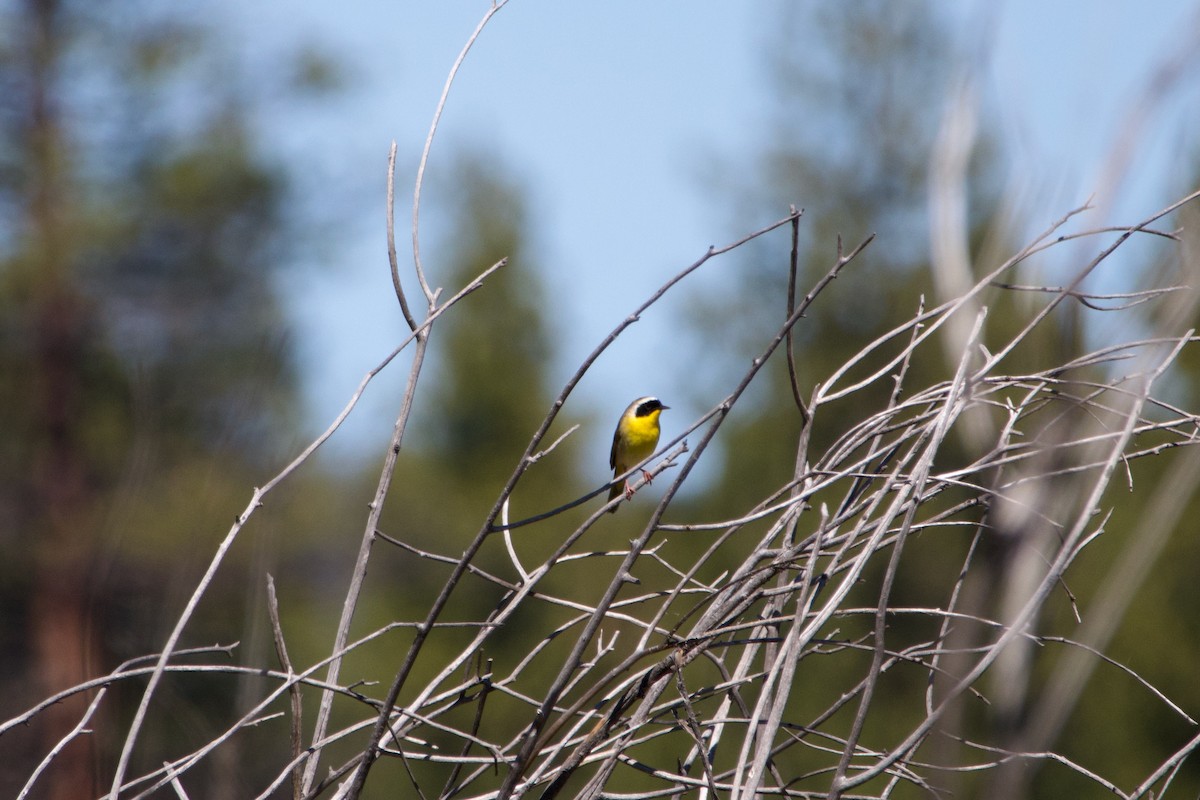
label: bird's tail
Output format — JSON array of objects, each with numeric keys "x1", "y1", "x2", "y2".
[{"x1": 607, "y1": 480, "x2": 623, "y2": 513}]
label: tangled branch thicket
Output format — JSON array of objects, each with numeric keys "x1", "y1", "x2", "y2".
[{"x1": 11, "y1": 180, "x2": 1200, "y2": 799}]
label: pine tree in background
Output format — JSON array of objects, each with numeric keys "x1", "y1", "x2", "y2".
[
  {"x1": 374, "y1": 146, "x2": 575, "y2": 654},
  {"x1": 0, "y1": 2, "x2": 312, "y2": 794},
  {"x1": 425, "y1": 151, "x2": 555, "y2": 494}
]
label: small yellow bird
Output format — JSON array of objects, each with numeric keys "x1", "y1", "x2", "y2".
[{"x1": 608, "y1": 396, "x2": 668, "y2": 512}]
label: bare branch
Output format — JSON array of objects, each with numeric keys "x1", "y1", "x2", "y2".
[{"x1": 411, "y1": 0, "x2": 510, "y2": 305}]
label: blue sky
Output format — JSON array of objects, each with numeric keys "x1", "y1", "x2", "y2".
[{"x1": 215, "y1": 1, "x2": 1200, "y2": 463}]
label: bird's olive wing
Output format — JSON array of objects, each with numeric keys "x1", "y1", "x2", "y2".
[{"x1": 609, "y1": 424, "x2": 621, "y2": 471}]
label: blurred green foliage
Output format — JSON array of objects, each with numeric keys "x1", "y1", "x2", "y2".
[
  {"x1": 0, "y1": 1, "x2": 345, "y2": 795},
  {"x1": 2, "y1": 1, "x2": 1197, "y2": 798}
]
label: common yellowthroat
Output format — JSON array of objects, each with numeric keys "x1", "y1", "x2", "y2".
[{"x1": 608, "y1": 396, "x2": 668, "y2": 512}]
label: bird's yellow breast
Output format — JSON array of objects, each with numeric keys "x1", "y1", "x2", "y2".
[{"x1": 615, "y1": 409, "x2": 662, "y2": 468}]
